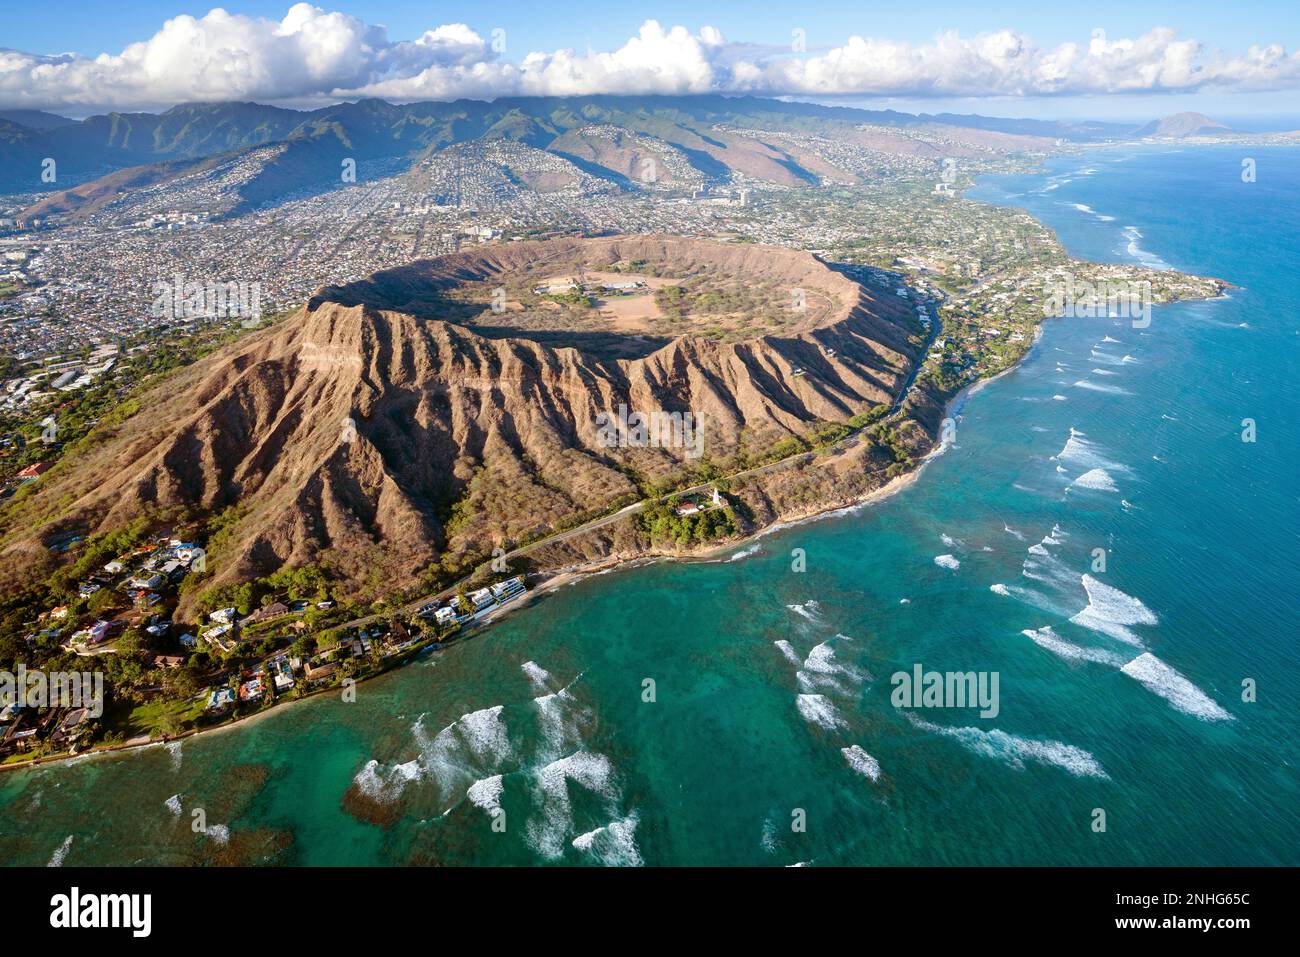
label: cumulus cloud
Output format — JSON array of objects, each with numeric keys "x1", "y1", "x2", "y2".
[
  {"x1": 1, "y1": 4, "x2": 1298, "y2": 112},
  {"x1": 350, "y1": 20, "x2": 726, "y2": 101},
  {"x1": 754, "y1": 28, "x2": 1248, "y2": 97}
]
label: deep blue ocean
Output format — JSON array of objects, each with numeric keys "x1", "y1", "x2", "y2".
[{"x1": 2, "y1": 146, "x2": 1296, "y2": 866}]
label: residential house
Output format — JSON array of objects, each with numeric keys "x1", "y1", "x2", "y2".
[
  {"x1": 304, "y1": 660, "x2": 338, "y2": 682},
  {"x1": 249, "y1": 601, "x2": 289, "y2": 623},
  {"x1": 271, "y1": 658, "x2": 295, "y2": 692},
  {"x1": 469, "y1": 587, "x2": 497, "y2": 613},
  {"x1": 51, "y1": 708, "x2": 90, "y2": 745},
  {"x1": 71, "y1": 620, "x2": 111, "y2": 646},
  {"x1": 206, "y1": 688, "x2": 235, "y2": 711},
  {"x1": 489, "y1": 577, "x2": 526, "y2": 603},
  {"x1": 238, "y1": 675, "x2": 265, "y2": 703},
  {"x1": 126, "y1": 572, "x2": 165, "y2": 592},
  {"x1": 435, "y1": 606, "x2": 466, "y2": 629}
]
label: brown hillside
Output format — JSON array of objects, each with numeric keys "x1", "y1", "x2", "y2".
[{"x1": 0, "y1": 236, "x2": 920, "y2": 606}]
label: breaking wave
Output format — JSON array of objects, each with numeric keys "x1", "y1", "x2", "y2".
[
  {"x1": 47, "y1": 835, "x2": 73, "y2": 867},
  {"x1": 527, "y1": 751, "x2": 619, "y2": 860},
  {"x1": 1070, "y1": 468, "x2": 1119, "y2": 492},
  {"x1": 774, "y1": 639, "x2": 803, "y2": 667},
  {"x1": 353, "y1": 756, "x2": 422, "y2": 803},
  {"x1": 842, "y1": 745, "x2": 882, "y2": 782},
  {"x1": 796, "y1": 693, "x2": 847, "y2": 731},
  {"x1": 786, "y1": 600, "x2": 822, "y2": 621},
  {"x1": 466, "y1": 774, "x2": 504, "y2": 814},
  {"x1": 1121, "y1": 653, "x2": 1234, "y2": 721},
  {"x1": 534, "y1": 688, "x2": 584, "y2": 763},
  {"x1": 521, "y1": 661, "x2": 553, "y2": 693},
  {"x1": 1073, "y1": 379, "x2": 1132, "y2": 395},
  {"x1": 1122, "y1": 225, "x2": 1171, "y2": 269},
  {"x1": 572, "y1": 813, "x2": 644, "y2": 867},
  {"x1": 445, "y1": 705, "x2": 514, "y2": 767},
  {"x1": 906, "y1": 714, "x2": 1108, "y2": 779},
  {"x1": 1069, "y1": 574, "x2": 1157, "y2": 647},
  {"x1": 1021, "y1": 626, "x2": 1127, "y2": 665},
  {"x1": 355, "y1": 705, "x2": 517, "y2": 807},
  {"x1": 802, "y1": 638, "x2": 868, "y2": 683}
]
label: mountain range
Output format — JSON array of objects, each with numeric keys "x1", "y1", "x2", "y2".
[{"x1": 1, "y1": 96, "x2": 1228, "y2": 211}]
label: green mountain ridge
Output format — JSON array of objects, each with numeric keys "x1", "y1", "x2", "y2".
[
  {"x1": 5, "y1": 97, "x2": 1231, "y2": 219},
  {"x1": 0, "y1": 95, "x2": 1067, "y2": 196}
]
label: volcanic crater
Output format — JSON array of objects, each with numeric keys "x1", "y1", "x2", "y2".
[{"x1": 2, "y1": 236, "x2": 924, "y2": 605}]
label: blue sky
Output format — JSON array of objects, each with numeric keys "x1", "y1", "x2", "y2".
[
  {"x1": 3, "y1": 1, "x2": 1298, "y2": 122},
  {"x1": 7, "y1": 1, "x2": 1297, "y2": 57}
]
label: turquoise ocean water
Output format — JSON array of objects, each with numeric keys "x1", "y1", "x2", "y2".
[{"x1": 2, "y1": 147, "x2": 1297, "y2": 866}]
